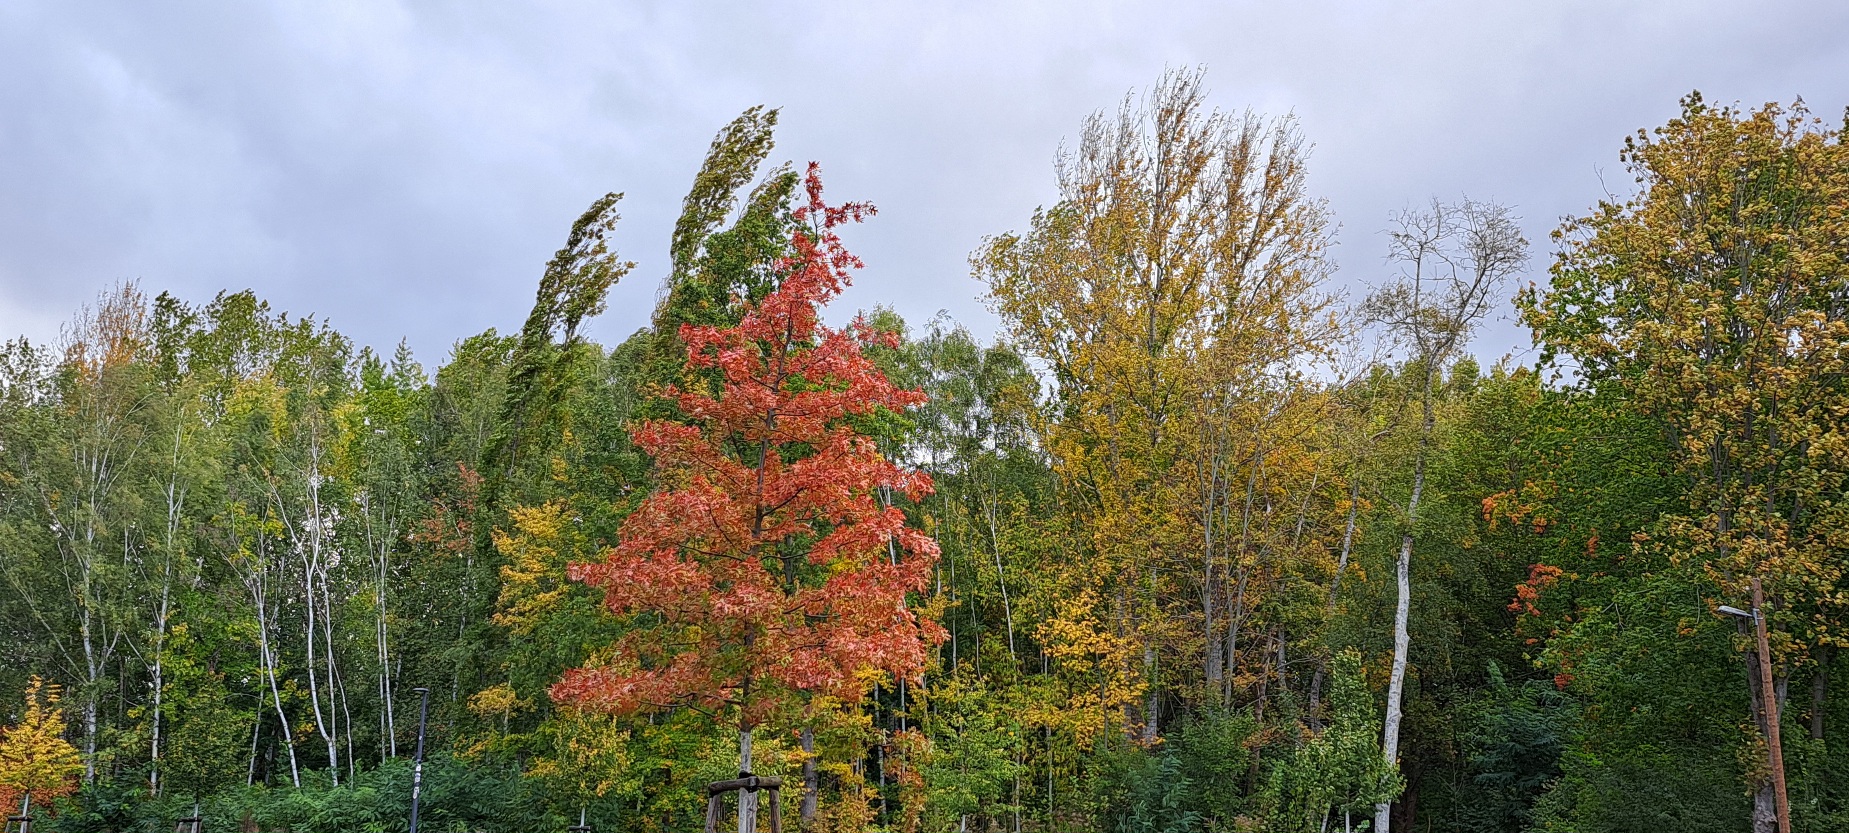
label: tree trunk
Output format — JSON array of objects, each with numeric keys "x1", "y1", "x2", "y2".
[
  {"x1": 150, "y1": 578, "x2": 169, "y2": 794},
  {"x1": 1752, "y1": 786, "x2": 1777, "y2": 833},
  {"x1": 75, "y1": 540, "x2": 109, "y2": 785},
  {"x1": 1201, "y1": 439, "x2": 1226, "y2": 690},
  {"x1": 1204, "y1": 564, "x2": 1221, "y2": 689},
  {"x1": 365, "y1": 490, "x2": 399, "y2": 762},
  {"x1": 1735, "y1": 621, "x2": 1773, "y2": 833},
  {"x1": 1225, "y1": 454, "x2": 1263, "y2": 706},
  {"x1": 1377, "y1": 371, "x2": 1433, "y2": 833},
  {"x1": 738, "y1": 728, "x2": 757, "y2": 833},
  {"x1": 800, "y1": 727, "x2": 818, "y2": 823},
  {"x1": 250, "y1": 566, "x2": 301, "y2": 787},
  {"x1": 1374, "y1": 529, "x2": 1416, "y2": 831},
  {"x1": 1142, "y1": 558, "x2": 1160, "y2": 738},
  {"x1": 981, "y1": 484, "x2": 1017, "y2": 663},
  {"x1": 1308, "y1": 478, "x2": 1361, "y2": 729},
  {"x1": 1225, "y1": 569, "x2": 1248, "y2": 707},
  {"x1": 1142, "y1": 642, "x2": 1160, "y2": 742},
  {"x1": 1811, "y1": 648, "x2": 1829, "y2": 741},
  {"x1": 246, "y1": 713, "x2": 262, "y2": 786}
]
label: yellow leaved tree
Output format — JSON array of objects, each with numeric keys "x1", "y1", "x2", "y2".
[
  {"x1": 1519, "y1": 94, "x2": 1849, "y2": 831},
  {"x1": 0, "y1": 677, "x2": 84, "y2": 818},
  {"x1": 976, "y1": 67, "x2": 1338, "y2": 738}
]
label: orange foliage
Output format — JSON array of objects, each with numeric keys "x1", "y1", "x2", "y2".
[
  {"x1": 554, "y1": 167, "x2": 944, "y2": 728},
  {"x1": 1509, "y1": 563, "x2": 1565, "y2": 617},
  {"x1": 1482, "y1": 479, "x2": 1557, "y2": 535},
  {"x1": 0, "y1": 677, "x2": 83, "y2": 814}
]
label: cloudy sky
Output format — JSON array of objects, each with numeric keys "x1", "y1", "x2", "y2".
[{"x1": 2, "y1": 1, "x2": 1845, "y2": 366}]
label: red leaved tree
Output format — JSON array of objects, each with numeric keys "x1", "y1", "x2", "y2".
[{"x1": 553, "y1": 165, "x2": 942, "y2": 830}]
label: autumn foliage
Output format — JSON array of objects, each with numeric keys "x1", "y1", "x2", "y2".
[
  {"x1": 0, "y1": 677, "x2": 83, "y2": 814},
  {"x1": 553, "y1": 166, "x2": 943, "y2": 728},
  {"x1": 12, "y1": 79, "x2": 1849, "y2": 833}
]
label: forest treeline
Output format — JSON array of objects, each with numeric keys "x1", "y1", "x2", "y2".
[{"x1": 2, "y1": 72, "x2": 1848, "y2": 833}]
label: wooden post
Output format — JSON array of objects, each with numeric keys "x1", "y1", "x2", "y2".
[{"x1": 1752, "y1": 578, "x2": 1791, "y2": 833}]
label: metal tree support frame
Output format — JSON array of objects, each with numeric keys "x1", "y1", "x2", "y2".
[
  {"x1": 704, "y1": 775, "x2": 784, "y2": 833},
  {"x1": 7, "y1": 791, "x2": 31, "y2": 833},
  {"x1": 174, "y1": 800, "x2": 203, "y2": 832}
]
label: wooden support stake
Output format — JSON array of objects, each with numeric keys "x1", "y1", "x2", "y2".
[
  {"x1": 704, "y1": 794, "x2": 722, "y2": 833},
  {"x1": 705, "y1": 776, "x2": 787, "y2": 833}
]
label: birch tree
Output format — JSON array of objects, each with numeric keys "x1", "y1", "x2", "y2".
[
  {"x1": 1363, "y1": 198, "x2": 1526, "y2": 833},
  {"x1": 0, "y1": 285, "x2": 156, "y2": 782}
]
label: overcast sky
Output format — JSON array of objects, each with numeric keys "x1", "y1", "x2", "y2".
[{"x1": 3, "y1": 1, "x2": 1846, "y2": 368}]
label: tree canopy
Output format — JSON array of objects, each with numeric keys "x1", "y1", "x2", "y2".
[{"x1": 1, "y1": 81, "x2": 1846, "y2": 833}]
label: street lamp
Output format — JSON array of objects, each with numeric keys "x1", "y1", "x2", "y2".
[
  {"x1": 410, "y1": 687, "x2": 431, "y2": 833},
  {"x1": 1718, "y1": 578, "x2": 1790, "y2": 833}
]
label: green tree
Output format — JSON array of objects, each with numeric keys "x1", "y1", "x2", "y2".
[
  {"x1": 1519, "y1": 94, "x2": 1849, "y2": 832},
  {"x1": 1265, "y1": 651, "x2": 1401, "y2": 833},
  {"x1": 918, "y1": 673, "x2": 1021, "y2": 830}
]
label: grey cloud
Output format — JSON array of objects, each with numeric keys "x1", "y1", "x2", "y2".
[{"x1": 2, "y1": 0, "x2": 1845, "y2": 366}]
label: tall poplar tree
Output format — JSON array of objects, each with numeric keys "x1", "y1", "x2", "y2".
[{"x1": 976, "y1": 67, "x2": 1336, "y2": 737}]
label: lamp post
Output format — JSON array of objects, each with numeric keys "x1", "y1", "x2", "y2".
[
  {"x1": 1719, "y1": 577, "x2": 1790, "y2": 833},
  {"x1": 409, "y1": 687, "x2": 431, "y2": 833}
]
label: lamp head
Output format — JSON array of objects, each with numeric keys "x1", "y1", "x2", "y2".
[{"x1": 1717, "y1": 605, "x2": 1755, "y2": 619}]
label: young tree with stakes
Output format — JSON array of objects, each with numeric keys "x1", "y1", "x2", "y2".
[{"x1": 553, "y1": 166, "x2": 944, "y2": 833}]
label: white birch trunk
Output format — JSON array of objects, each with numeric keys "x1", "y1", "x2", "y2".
[
  {"x1": 249, "y1": 565, "x2": 301, "y2": 786},
  {"x1": 150, "y1": 427, "x2": 187, "y2": 795},
  {"x1": 1376, "y1": 370, "x2": 1434, "y2": 833}
]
